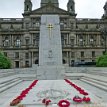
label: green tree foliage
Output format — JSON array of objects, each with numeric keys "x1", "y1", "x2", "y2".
[
  {"x1": 0, "y1": 52, "x2": 11, "y2": 69},
  {"x1": 96, "y1": 53, "x2": 107, "y2": 67}
]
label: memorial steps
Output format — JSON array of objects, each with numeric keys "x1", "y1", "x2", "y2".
[
  {"x1": 0, "y1": 69, "x2": 37, "y2": 94},
  {"x1": 0, "y1": 68, "x2": 107, "y2": 106},
  {"x1": 1, "y1": 81, "x2": 33, "y2": 107},
  {"x1": 0, "y1": 70, "x2": 17, "y2": 78},
  {"x1": 80, "y1": 76, "x2": 107, "y2": 92},
  {"x1": 0, "y1": 76, "x2": 22, "y2": 93},
  {"x1": 65, "y1": 70, "x2": 107, "y2": 92}
]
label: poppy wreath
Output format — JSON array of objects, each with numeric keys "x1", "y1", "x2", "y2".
[
  {"x1": 42, "y1": 98, "x2": 51, "y2": 106},
  {"x1": 83, "y1": 97, "x2": 91, "y2": 103},
  {"x1": 58, "y1": 100, "x2": 70, "y2": 107}
]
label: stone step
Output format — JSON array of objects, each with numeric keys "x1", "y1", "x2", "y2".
[
  {"x1": 0, "y1": 72, "x2": 16, "y2": 78},
  {"x1": 0, "y1": 79, "x2": 22, "y2": 93},
  {"x1": 81, "y1": 79, "x2": 107, "y2": 92},
  {"x1": 84, "y1": 74, "x2": 107, "y2": 83},
  {"x1": 0, "y1": 78, "x2": 20, "y2": 88},
  {"x1": 83, "y1": 73, "x2": 107, "y2": 83},
  {"x1": 81, "y1": 77, "x2": 107, "y2": 87},
  {"x1": 0, "y1": 77, "x2": 19, "y2": 84},
  {"x1": 86, "y1": 72, "x2": 107, "y2": 77}
]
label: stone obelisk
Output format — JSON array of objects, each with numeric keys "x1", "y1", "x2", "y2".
[{"x1": 37, "y1": 15, "x2": 64, "y2": 80}]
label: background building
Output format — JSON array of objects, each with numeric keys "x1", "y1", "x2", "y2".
[{"x1": 0, "y1": 0, "x2": 107, "y2": 68}]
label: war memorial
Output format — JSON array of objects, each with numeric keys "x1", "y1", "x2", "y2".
[{"x1": 0, "y1": 0, "x2": 107, "y2": 107}]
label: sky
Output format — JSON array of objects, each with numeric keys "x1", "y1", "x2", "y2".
[{"x1": 0, "y1": 0, "x2": 106, "y2": 18}]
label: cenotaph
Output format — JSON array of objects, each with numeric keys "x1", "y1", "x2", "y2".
[{"x1": 37, "y1": 15, "x2": 64, "y2": 80}]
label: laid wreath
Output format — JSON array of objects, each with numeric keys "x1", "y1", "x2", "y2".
[{"x1": 58, "y1": 100, "x2": 70, "y2": 107}]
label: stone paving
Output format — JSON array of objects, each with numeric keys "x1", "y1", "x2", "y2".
[
  {"x1": 1, "y1": 80, "x2": 107, "y2": 107},
  {"x1": 0, "y1": 67, "x2": 107, "y2": 107}
]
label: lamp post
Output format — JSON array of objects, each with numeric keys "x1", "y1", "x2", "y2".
[{"x1": 101, "y1": 26, "x2": 107, "y2": 54}]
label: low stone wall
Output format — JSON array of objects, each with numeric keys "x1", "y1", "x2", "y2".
[
  {"x1": 0, "y1": 67, "x2": 107, "y2": 77},
  {"x1": 65, "y1": 67, "x2": 107, "y2": 73}
]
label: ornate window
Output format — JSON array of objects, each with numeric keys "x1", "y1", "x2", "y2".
[
  {"x1": 61, "y1": 34, "x2": 64, "y2": 46},
  {"x1": 3, "y1": 37, "x2": 10, "y2": 47},
  {"x1": 63, "y1": 51, "x2": 67, "y2": 57},
  {"x1": 79, "y1": 35, "x2": 83, "y2": 46},
  {"x1": 60, "y1": 18, "x2": 67, "y2": 29},
  {"x1": 33, "y1": 52, "x2": 38, "y2": 57},
  {"x1": 92, "y1": 51, "x2": 95, "y2": 58},
  {"x1": 32, "y1": 33, "x2": 39, "y2": 46},
  {"x1": 26, "y1": 23, "x2": 29, "y2": 29},
  {"x1": 25, "y1": 37, "x2": 30, "y2": 46},
  {"x1": 35, "y1": 22, "x2": 40, "y2": 27},
  {"x1": 71, "y1": 52, "x2": 75, "y2": 58},
  {"x1": 25, "y1": 61, "x2": 29, "y2": 67},
  {"x1": 89, "y1": 35, "x2": 95, "y2": 46},
  {"x1": 15, "y1": 37, "x2": 21, "y2": 47},
  {"x1": 25, "y1": 53, "x2": 29, "y2": 59},
  {"x1": 100, "y1": 35, "x2": 104, "y2": 46},
  {"x1": 15, "y1": 52, "x2": 19, "y2": 59},
  {"x1": 81, "y1": 51, "x2": 84, "y2": 58},
  {"x1": 70, "y1": 39, "x2": 74, "y2": 47}
]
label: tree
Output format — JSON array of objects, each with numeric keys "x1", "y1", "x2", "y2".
[
  {"x1": 0, "y1": 52, "x2": 11, "y2": 69},
  {"x1": 96, "y1": 53, "x2": 107, "y2": 67}
]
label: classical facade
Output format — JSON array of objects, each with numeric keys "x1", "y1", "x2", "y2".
[{"x1": 0, "y1": 0, "x2": 107, "y2": 68}]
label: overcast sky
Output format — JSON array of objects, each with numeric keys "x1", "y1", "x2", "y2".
[{"x1": 0, "y1": 0, "x2": 106, "y2": 18}]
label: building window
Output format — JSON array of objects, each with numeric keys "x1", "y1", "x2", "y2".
[
  {"x1": 76, "y1": 24, "x2": 78, "y2": 29},
  {"x1": 101, "y1": 36, "x2": 104, "y2": 46},
  {"x1": 71, "y1": 52, "x2": 75, "y2": 58},
  {"x1": 60, "y1": 22, "x2": 64, "y2": 29},
  {"x1": 25, "y1": 53, "x2": 29, "y2": 59},
  {"x1": 26, "y1": 23, "x2": 29, "y2": 29},
  {"x1": 60, "y1": 18, "x2": 67, "y2": 29},
  {"x1": 63, "y1": 51, "x2": 67, "y2": 57},
  {"x1": 61, "y1": 33, "x2": 68, "y2": 45},
  {"x1": 81, "y1": 51, "x2": 84, "y2": 58},
  {"x1": 33, "y1": 52, "x2": 38, "y2": 57},
  {"x1": 25, "y1": 38, "x2": 30, "y2": 46},
  {"x1": 61, "y1": 35, "x2": 64, "y2": 45},
  {"x1": 33, "y1": 34, "x2": 39, "y2": 46},
  {"x1": 89, "y1": 35, "x2": 95, "y2": 46},
  {"x1": 25, "y1": 61, "x2": 29, "y2": 67},
  {"x1": 85, "y1": 24, "x2": 88, "y2": 29},
  {"x1": 36, "y1": 35, "x2": 39, "y2": 46},
  {"x1": 15, "y1": 52, "x2": 19, "y2": 59},
  {"x1": 79, "y1": 39, "x2": 83, "y2": 46},
  {"x1": 3, "y1": 37, "x2": 10, "y2": 47},
  {"x1": 15, "y1": 37, "x2": 21, "y2": 47},
  {"x1": 4, "y1": 52, "x2": 7, "y2": 57},
  {"x1": 92, "y1": 51, "x2": 95, "y2": 57},
  {"x1": 36, "y1": 22, "x2": 40, "y2": 27},
  {"x1": 32, "y1": 22, "x2": 35, "y2": 28},
  {"x1": 70, "y1": 39, "x2": 74, "y2": 47},
  {"x1": 96, "y1": 24, "x2": 100, "y2": 29},
  {"x1": 79, "y1": 37, "x2": 83, "y2": 46}
]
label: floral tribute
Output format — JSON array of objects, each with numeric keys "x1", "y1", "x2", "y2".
[
  {"x1": 73, "y1": 96, "x2": 82, "y2": 103},
  {"x1": 10, "y1": 80, "x2": 38, "y2": 106},
  {"x1": 64, "y1": 79, "x2": 91, "y2": 103},
  {"x1": 83, "y1": 96, "x2": 91, "y2": 103},
  {"x1": 42, "y1": 98, "x2": 51, "y2": 106},
  {"x1": 58, "y1": 100, "x2": 70, "y2": 107}
]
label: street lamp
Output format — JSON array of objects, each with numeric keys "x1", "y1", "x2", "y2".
[{"x1": 101, "y1": 26, "x2": 107, "y2": 54}]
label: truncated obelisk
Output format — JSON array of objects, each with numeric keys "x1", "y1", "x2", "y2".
[{"x1": 37, "y1": 15, "x2": 64, "y2": 80}]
